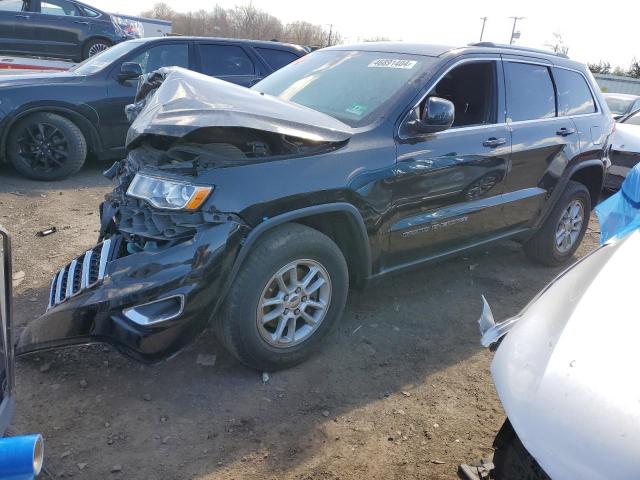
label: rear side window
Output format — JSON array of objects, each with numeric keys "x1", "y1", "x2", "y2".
[
  {"x1": 198, "y1": 44, "x2": 255, "y2": 76},
  {"x1": 255, "y1": 47, "x2": 300, "y2": 71},
  {"x1": 40, "y1": 0, "x2": 80, "y2": 16},
  {"x1": 554, "y1": 68, "x2": 596, "y2": 116},
  {"x1": 505, "y1": 62, "x2": 556, "y2": 122}
]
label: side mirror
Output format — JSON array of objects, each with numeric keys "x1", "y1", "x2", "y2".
[
  {"x1": 117, "y1": 62, "x2": 143, "y2": 83},
  {"x1": 408, "y1": 96, "x2": 455, "y2": 135}
]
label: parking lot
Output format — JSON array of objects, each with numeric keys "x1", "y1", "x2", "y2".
[{"x1": 0, "y1": 161, "x2": 601, "y2": 479}]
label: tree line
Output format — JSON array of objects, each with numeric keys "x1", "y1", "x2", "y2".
[
  {"x1": 589, "y1": 59, "x2": 640, "y2": 79},
  {"x1": 140, "y1": 2, "x2": 343, "y2": 47}
]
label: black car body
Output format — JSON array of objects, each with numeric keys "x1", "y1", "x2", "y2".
[
  {"x1": 17, "y1": 42, "x2": 614, "y2": 370},
  {"x1": 0, "y1": 36, "x2": 307, "y2": 180},
  {"x1": 0, "y1": 226, "x2": 15, "y2": 435},
  {"x1": 0, "y1": 0, "x2": 142, "y2": 61}
]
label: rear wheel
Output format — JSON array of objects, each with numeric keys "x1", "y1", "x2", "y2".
[
  {"x1": 217, "y1": 223, "x2": 349, "y2": 370},
  {"x1": 524, "y1": 181, "x2": 591, "y2": 266},
  {"x1": 83, "y1": 38, "x2": 112, "y2": 59},
  {"x1": 7, "y1": 112, "x2": 87, "y2": 181}
]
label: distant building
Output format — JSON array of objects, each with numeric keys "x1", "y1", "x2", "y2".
[{"x1": 594, "y1": 74, "x2": 640, "y2": 95}]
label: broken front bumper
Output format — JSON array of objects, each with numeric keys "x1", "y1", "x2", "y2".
[{"x1": 16, "y1": 222, "x2": 247, "y2": 362}]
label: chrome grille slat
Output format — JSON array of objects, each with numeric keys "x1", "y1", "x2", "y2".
[{"x1": 46, "y1": 239, "x2": 113, "y2": 311}]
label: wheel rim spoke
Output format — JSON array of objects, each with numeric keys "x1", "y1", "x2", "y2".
[{"x1": 257, "y1": 259, "x2": 332, "y2": 349}]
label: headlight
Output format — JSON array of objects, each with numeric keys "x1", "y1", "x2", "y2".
[{"x1": 127, "y1": 174, "x2": 212, "y2": 211}]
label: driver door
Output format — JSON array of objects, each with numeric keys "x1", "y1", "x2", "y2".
[{"x1": 386, "y1": 58, "x2": 511, "y2": 269}]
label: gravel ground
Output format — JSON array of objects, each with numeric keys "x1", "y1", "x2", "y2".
[{"x1": 0, "y1": 161, "x2": 601, "y2": 479}]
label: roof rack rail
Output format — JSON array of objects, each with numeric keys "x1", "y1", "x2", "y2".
[{"x1": 468, "y1": 42, "x2": 569, "y2": 59}]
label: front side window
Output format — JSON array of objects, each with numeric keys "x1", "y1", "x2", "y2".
[
  {"x1": 40, "y1": 0, "x2": 79, "y2": 16},
  {"x1": 198, "y1": 45, "x2": 255, "y2": 77},
  {"x1": 255, "y1": 50, "x2": 436, "y2": 127},
  {"x1": 71, "y1": 40, "x2": 145, "y2": 75},
  {"x1": 505, "y1": 62, "x2": 556, "y2": 122},
  {"x1": 554, "y1": 68, "x2": 596, "y2": 116},
  {"x1": 129, "y1": 43, "x2": 189, "y2": 74},
  {"x1": 427, "y1": 61, "x2": 497, "y2": 128},
  {"x1": 0, "y1": 0, "x2": 28, "y2": 12}
]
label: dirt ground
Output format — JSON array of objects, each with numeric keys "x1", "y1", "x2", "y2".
[{"x1": 0, "y1": 161, "x2": 601, "y2": 480}]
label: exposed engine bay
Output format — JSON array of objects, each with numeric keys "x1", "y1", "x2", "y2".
[{"x1": 100, "y1": 66, "x2": 353, "y2": 255}]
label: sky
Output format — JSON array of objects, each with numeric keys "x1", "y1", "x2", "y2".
[{"x1": 91, "y1": 0, "x2": 637, "y2": 69}]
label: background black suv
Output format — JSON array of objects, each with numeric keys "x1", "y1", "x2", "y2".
[
  {"x1": 0, "y1": 36, "x2": 307, "y2": 180},
  {"x1": 0, "y1": 0, "x2": 141, "y2": 61},
  {"x1": 18, "y1": 42, "x2": 614, "y2": 371}
]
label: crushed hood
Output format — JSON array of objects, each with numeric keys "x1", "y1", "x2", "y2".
[{"x1": 125, "y1": 67, "x2": 353, "y2": 148}]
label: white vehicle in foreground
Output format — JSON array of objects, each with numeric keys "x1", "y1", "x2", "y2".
[
  {"x1": 472, "y1": 229, "x2": 640, "y2": 479},
  {"x1": 606, "y1": 108, "x2": 640, "y2": 189}
]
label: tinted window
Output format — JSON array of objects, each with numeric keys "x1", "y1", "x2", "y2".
[
  {"x1": 554, "y1": 68, "x2": 596, "y2": 116},
  {"x1": 0, "y1": 0, "x2": 27, "y2": 11},
  {"x1": 40, "y1": 0, "x2": 79, "y2": 16},
  {"x1": 506, "y1": 62, "x2": 556, "y2": 122},
  {"x1": 624, "y1": 111, "x2": 640, "y2": 126},
  {"x1": 429, "y1": 61, "x2": 497, "y2": 127},
  {"x1": 256, "y1": 47, "x2": 300, "y2": 71},
  {"x1": 198, "y1": 44, "x2": 255, "y2": 76},
  {"x1": 129, "y1": 43, "x2": 189, "y2": 74}
]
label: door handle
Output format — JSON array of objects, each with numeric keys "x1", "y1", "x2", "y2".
[
  {"x1": 74, "y1": 20, "x2": 90, "y2": 24},
  {"x1": 556, "y1": 127, "x2": 576, "y2": 137},
  {"x1": 482, "y1": 137, "x2": 507, "y2": 148},
  {"x1": 15, "y1": 14, "x2": 30, "y2": 19}
]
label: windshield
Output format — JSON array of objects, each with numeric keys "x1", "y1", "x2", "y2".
[
  {"x1": 605, "y1": 96, "x2": 635, "y2": 116},
  {"x1": 253, "y1": 50, "x2": 435, "y2": 127},
  {"x1": 71, "y1": 40, "x2": 146, "y2": 75}
]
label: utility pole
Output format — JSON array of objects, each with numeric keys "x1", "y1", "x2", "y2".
[
  {"x1": 326, "y1": 24, "x2": 333, "y2": 47},
  {"x1": 509, "y1": 16, "x2": 525, "y2": 44},
  {"x1": 479, "y1": 17, "x2": 488, "y2": 41}
]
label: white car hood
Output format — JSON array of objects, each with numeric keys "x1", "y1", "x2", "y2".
[
  {"x1": 492, "y1": 231, "x2": 640, "y2": 480},
  {"x1": 612, "y1": 122, "x2": 640, "y2": 153}
]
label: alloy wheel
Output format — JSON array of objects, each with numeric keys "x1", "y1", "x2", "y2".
[
  {"x1": 88, "y1": 43, "x2": 109, "y2": 57},
  {"x1": 555, "y1": 199, "x2": 584, "y2": 253},
  {"x1": 16, "y1": 122, "x2": 69, "y2": 173},
  {"x1": 257, "y1": 259, "x2": 332, "y2": 348}
]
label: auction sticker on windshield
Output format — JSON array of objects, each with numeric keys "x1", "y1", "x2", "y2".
[{"x1": 368, "y1": 59, "x2": 417, "y2": 69}]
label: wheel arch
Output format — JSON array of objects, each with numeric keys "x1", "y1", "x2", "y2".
[
  {"x1": 230, "y1": 204, "x2": 372, "y2": 292},
  {"x1": 1, "y1": 106, "x2": 102, "y2": 161}
]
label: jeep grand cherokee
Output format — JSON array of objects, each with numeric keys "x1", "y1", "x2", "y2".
[{"x1": 17, "y1": 42, "x2": 614, "y2": 370}]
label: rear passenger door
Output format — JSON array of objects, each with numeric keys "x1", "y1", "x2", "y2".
[
  {"x1": 195, "y1": 43, "x2": 263, "y2": 86},
  {"x1": 500, "y1": 58, "x2": 581, "y2": 229},
  {"x1": 31, "y1": 0, "x2": 89, "y2": 58}
]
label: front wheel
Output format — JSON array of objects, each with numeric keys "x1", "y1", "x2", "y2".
[
  {"x1": 217, "y1": 223, "x2": 349, "y2": 370},
  {"x1": 7, "y1": 112, "x2": 87, "y2": 181},
  {"x1": 524, "y1": 181, "x2": 591, "y2": 266}
]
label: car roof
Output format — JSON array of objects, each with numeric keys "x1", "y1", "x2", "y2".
[
  {"x1": 324, "y1": 41, "x2": 586, "y2": 69},
  {"x1": 135, "y1": 36, "x2": 307, "y2": 55}
]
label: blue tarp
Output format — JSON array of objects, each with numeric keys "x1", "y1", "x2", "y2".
[{"x1": 596, "y1": 163, "x2": 640, "y2": 244}]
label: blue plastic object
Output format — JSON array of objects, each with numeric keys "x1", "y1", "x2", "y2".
[
  {"x1": 596, "y1": 163, "x2": 640, "y2": 244},
  {"x1": 0, "y1": 435, "x2": 44, "y2": 480}
]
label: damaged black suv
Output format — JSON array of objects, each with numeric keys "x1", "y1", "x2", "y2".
[{"x1": 17, "y1": 42, "x2": 613, "y2": 370}]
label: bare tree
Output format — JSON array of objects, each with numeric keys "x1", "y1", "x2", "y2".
[
  {"x1": 140, "y1": 2, "x2": 342, "y2": 46},
  {"x1": 545, "y1": 32, "x2": 569, "y2": 56}
]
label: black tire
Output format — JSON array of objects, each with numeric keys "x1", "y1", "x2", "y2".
[
  {"x1": 217, "y1": 223, "x2": 349, "y2": 371},
  {"x1": 7, "y1": 112, "x2": 87, "y2": 181},
  {"x1": 82, "y1": 38, "x2": 112, "y2": 60},
  {"x1": 493, "y1": 421, "x2": 551, "y2": 480},
  {"x1": 524, "y1": 180, "x2": 591, "y2": 266}
]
